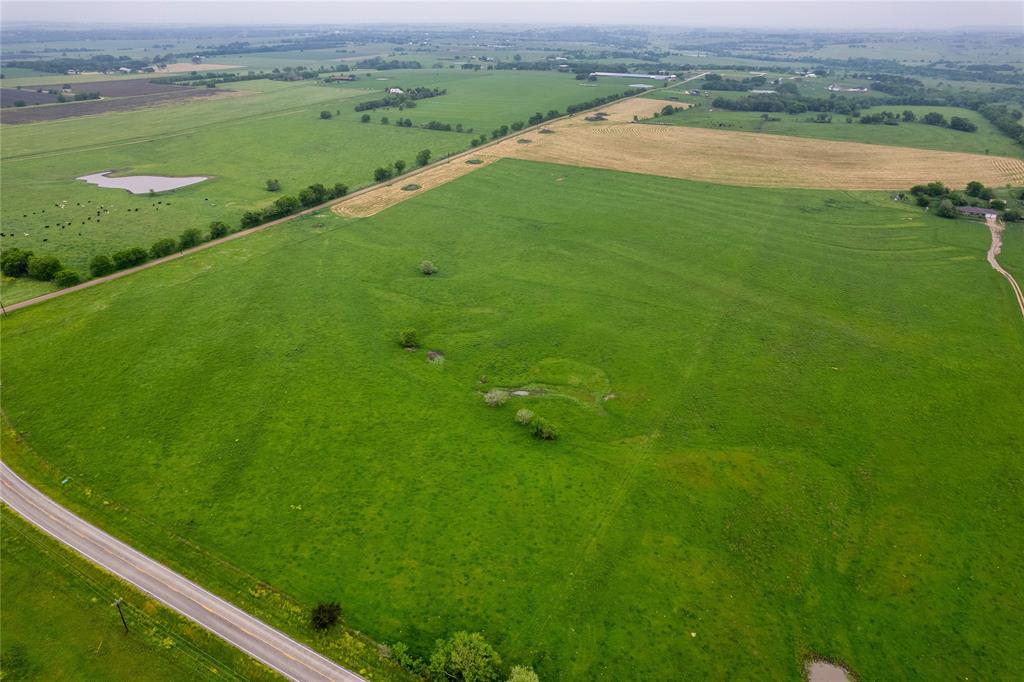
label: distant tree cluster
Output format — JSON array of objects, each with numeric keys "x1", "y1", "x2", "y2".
[
  {"x1": 353, "y1": 86, "x2": 446, "y2": 112},
  {"x1": 907, "y1": 179, "x2": 1018, "y2": 220},
  {"x1": 354, "y1": 57, "x2": 422, "y2": 70}
]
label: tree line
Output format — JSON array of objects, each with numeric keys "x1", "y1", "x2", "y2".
[
  {"x1": 354, "y1": 87, "x2": 446, "y2": 112},
  {"x1": 353, "y1": 57, "x2": 422, "y2": 70}
]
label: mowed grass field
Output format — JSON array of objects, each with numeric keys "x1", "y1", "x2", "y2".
[
  {"x1": 0, "y1": 70, "x2": 628, "y2": 303},
  {"x1": 644, "y1": 97, "x2": 1024, "y2": 158},
  {"x1": 0, "y1": 508, "x2": 278, "y2": 681},
  {"x1": 3, "y1": 160, "x2": 1023, "y2": 680}
]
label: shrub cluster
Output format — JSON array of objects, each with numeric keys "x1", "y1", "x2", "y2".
[
  {"x1": 389, "y1": 631, "x2": 538, "y2": 682},
  {"x1": 241, "y1": 182, "x2": 348, "y2": 228},
  {"x1": 1, "y1": 248, "x2": 82, "y2": 289},
  {"x1": 310, "y1": 602, "x2": 341, "y2": 630},
  {"x1": 908, "y1": 180, "x2": 1016, "y2": 219}
]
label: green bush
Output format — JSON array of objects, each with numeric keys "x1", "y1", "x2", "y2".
[
  {"x1": 209, "y1": 221, "x2": 230, "y2": 239},
  {"x1": 150, "y1": 238, "x2": 178, "y2": 258},
  {"x1": 429, "y1": 632, "x2": 502, "y2": 682},
  {"x1": 484, "y1": 389, "x2": 509, "y2": 407},
  {"x1": 320, "y1": 110, "x2": 333, "y2": 119},
  {"x1": 1002, "y1": 209, "x2": 1022, "y2": 222},
  {"x1": 111, "y1": 247, "x2": 149, "y2": 270},
  {"x1": 515, "y1": 408, "x2": 535, "y2": 425},
  {"x1": 531, "y1": 417, "x2": 559, "y2": 440},
  {"x1": 1, "y1": 248, "x2": 32, "y2": 277},
  {"x1": 89, "y1": 254, "x2": 116, "y2": 277},
  {"x1": 420, "y1": 260, "x2": 437, "y2": 275},
  {"x1": 52, "y1": 269, "x2": 81, "y2": 288},
  {"x1": 399, "y1": 328, "x2": 419, "y2": 349},
  {"x1": 310, "y1": 601, "x2": 341, "y2": 630},
  {"x1": 508, "y1": 666, "x2": 540, "y2": 682},
  {"x1": 26, "y1": 254, "x2": 63, "y2": 281},
  {"x1": 178, "y1": 228, "x2": 204, "y2": 249},
  {"x1": 935, "y1": 199, "x2": 958, "y2": 219},
  {"x1": 389, "y1": 641, "x2": 425, "y2": 674}
]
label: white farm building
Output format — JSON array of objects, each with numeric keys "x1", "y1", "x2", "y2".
[{"x1": 590, "y1": 72, "x2": 676, "y2": 80}]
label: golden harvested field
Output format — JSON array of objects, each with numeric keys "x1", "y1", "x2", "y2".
[
  {"x1": 334, "y1": 152, "x2": 502, "y2": 217},
  {"x1": 332, "y1": 95, "x2": 1024, "y2": 217},
  {"x1": 500, "y1": 123, "x2": 1024, "y2": 189}
]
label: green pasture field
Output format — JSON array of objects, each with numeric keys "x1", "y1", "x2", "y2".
[
  {"x1": 0, "y1": 507, "x2": 278, "y2": 681},
  {"x1": 0, "y1": 69, "x2": 627, "y2": 304},
  {"x1": 644, "y1": 101, "x2": 1023, "y2": 157},
  {"x1": 3, "y1": 159, "x2": 1022, "y2": 681}
]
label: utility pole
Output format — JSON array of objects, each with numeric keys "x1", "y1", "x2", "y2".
[{"x1": 112, "y1": 598, "x2": 129, "y2": 633}]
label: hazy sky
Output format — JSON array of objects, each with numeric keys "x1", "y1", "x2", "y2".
[{"x1": 2, "y1": 1, "x2": 1022, "y2": 30}]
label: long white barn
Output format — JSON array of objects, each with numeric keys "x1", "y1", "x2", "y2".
[{"x1": 590, "y1": 72, "x2": 676, "y2": 80}]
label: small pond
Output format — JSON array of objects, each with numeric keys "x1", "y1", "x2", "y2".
[{"x1": 77, "y1": 171, "x2": 208, "y2": 194}]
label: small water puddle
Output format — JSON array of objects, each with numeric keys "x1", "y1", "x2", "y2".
[
  {"x1": 77, "y1": 171, "x2": 208, "y2": 194},
  {"x1": 807, "y1": 660, "x2": 852, "y2": 682}
]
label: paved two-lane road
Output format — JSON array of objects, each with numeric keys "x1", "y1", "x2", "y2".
[{"x1": 0, "y1": 461, "x2": 365, "y2": 682}]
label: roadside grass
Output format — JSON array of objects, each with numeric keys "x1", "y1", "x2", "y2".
[
  {"x1": 0, "y1": 507, "x2": 281, "y2": 682},
  {"x1": 2, "y1": 159, "x2": 1022, "y2": 681},
  {"x1": 0, "y1": 71, "x2": 630, "y2": 303},
  {"x1": 644, "y1": 101, "x2": 1023, "y2": 157}
]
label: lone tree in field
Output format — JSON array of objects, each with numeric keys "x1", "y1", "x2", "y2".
[
  {"x1": 416, "y1": 149, "x2": 431, "y2": 166},
  {"x1": 360, "y1": 113, "x2": 371, "y2": 123},
  {"x1": 266, "y1": 178, "x2": 281, "y2": 192},
  {"x1": 310, "y1": 602, "x2": 341, "y2": 630},
  {"x1": 429, "y1": 632, "x2": 502, "y2": 682},
  {"x1": 419, "y1": 260, "x2": 437, "y2": 275},
  {"x1": 399, "y1": 328, "x2": 420, "y2": 349}
]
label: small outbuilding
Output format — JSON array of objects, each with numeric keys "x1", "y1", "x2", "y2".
[{"x1": 957, "y1": 206, "x2": 998, "y2": 219}]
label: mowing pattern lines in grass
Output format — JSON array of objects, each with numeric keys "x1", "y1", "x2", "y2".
[{"x1": 2, "y1": 161, "x2": 1022, "y2": 680}]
